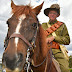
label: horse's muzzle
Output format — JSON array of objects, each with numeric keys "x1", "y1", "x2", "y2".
[{"x1": 2, "y1": 52, "x2": 23, "y2": 70}]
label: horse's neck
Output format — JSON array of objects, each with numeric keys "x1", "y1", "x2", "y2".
[
  {"x1": 37, "y1": 25, "x2": 48, "y2": 56},
  {"x1": 31, "y1": 25, "x2": 56, "y2": 72},
  {"x1": 33, "y1": 25, "x2": 49, "y2": 64}
]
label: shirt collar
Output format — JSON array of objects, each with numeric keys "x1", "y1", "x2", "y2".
[{"x1": 48, "y1": 19, "x2": 57, "y2": 25}]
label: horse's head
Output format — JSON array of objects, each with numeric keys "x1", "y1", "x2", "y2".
[{"x1": 2, "y1": 0, "x2": 44, "y2": 71}]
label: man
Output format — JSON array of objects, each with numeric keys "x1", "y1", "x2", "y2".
[{"x1": 42, "y1": 4, "x2": 70, "y2": 72}]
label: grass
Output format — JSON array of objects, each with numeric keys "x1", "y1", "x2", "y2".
[{"x1": 70, "y1": 68, "x2": 72, "y2": 72}]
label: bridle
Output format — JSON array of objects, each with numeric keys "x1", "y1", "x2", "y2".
[
  {"x1": 4, "y1": 19, "x2": 52, "y2": 72},
  {"x1": 5, "y1": 19, "x2": 39, "y2": 72}
]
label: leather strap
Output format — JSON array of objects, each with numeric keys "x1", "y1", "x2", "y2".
[
  {"x1": 47, "y1": 22, "x2": 56, "y2": 37},
  {"x1": 45, "y1": 21, "x2": 63, "y2": 36},
  {"x1": 9, "y1": 33, "x2": 32, "y2": 47},
  {"x1": 45, "y1": 21, "x2": 63, "y2": 49},
  {"x1": 47, "y1": 41, "x2": 60, "y2": 49}
]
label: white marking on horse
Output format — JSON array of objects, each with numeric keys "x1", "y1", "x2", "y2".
[{"x1": 15, "y1": 14, "x2": 26, "y2": 47}]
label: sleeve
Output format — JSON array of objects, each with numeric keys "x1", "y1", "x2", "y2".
[
  {"x1": 41, "y1": 23, "x2": 48, "y2": 30},
  {"x1": 54, "y1": 23, "x2": 70, "y2": 45}
]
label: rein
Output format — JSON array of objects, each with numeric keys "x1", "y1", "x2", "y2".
[{"x1": 32, "y1": 49, "x2": 52, "y2": 68}]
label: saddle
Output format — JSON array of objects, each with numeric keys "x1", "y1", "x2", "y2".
[
  {"x1": 52, "y1": 57, "x2": 61, "y2": 72},
  {"x1": 45, "y1": 21, "x2": 63, "y2": 49}
]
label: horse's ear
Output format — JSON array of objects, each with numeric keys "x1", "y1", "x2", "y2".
[
  {"x1": 32, "y1": 2, "x2": 44, "y2": 15},
  {"x1": 11, "y1": 0, "x2": 16, "y2": 10}
]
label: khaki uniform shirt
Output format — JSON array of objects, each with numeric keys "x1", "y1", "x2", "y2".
[
  {"x1": 42, "y1": 20, "x2": 70, "y2": 45},
  {"x1": 42, "y1": 20, "x2": 70, "y2": 72}
]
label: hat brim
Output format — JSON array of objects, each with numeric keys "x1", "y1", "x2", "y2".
[{"x1": 44, "y1": 8, "x2": 60, "y2": 16}]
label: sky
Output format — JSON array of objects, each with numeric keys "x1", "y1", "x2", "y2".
[{"x1": 0, "y1": 0, "x2": 72, "y2": 60}]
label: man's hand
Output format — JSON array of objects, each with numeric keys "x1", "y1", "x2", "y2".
[{"x1": 46, "y1": 36, "x2": 55, "y2": 43}]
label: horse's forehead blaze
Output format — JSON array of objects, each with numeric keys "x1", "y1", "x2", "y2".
[{"x1": 15, "y1": 14, "x2": 26, "y2": 48}]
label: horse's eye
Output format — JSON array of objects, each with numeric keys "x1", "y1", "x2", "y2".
[{"x1": 32, "y1": 23, "x2": 37, "y2": 28}]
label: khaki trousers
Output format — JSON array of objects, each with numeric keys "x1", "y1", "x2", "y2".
[{"x1": 52, "y1": 49, "x2": 70, "y2": 72}]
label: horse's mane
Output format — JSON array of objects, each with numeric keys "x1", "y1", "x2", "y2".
[{"x1": 12, "y1": 5, "x2": 35, "y2": 18}]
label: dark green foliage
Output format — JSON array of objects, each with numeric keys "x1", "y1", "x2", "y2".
[
  {"x1": 69, "y1": 55, "x2": 72, "y2": 68},
  {"x1": 70, "y1": 68, "x2": 72, "y2": 72}
]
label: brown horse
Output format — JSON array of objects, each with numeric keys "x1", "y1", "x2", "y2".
[{"x1": 2, "y1": 0, "x2": 57, "y2": 72}]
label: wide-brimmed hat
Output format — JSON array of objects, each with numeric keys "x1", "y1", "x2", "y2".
[{"x1": 44, "y1": 4, "x2": 60, "y2": 17}]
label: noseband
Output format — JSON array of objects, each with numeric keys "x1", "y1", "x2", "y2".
[{"x1": 10, "y1": 33, "x2": 32, "y2": 47}]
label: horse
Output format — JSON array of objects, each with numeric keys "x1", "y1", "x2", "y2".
[{"x1": 2, "y1": 0, "x2": 58, "y2": 72}]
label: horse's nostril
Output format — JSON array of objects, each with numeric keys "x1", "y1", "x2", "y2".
[{"x1": 17, "y1": 53, "x2": 23, "y2": 62}]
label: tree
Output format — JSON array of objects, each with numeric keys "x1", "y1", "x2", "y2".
[{"x1": 69, "y1": 55, "x2": 72, "y2": 68}]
